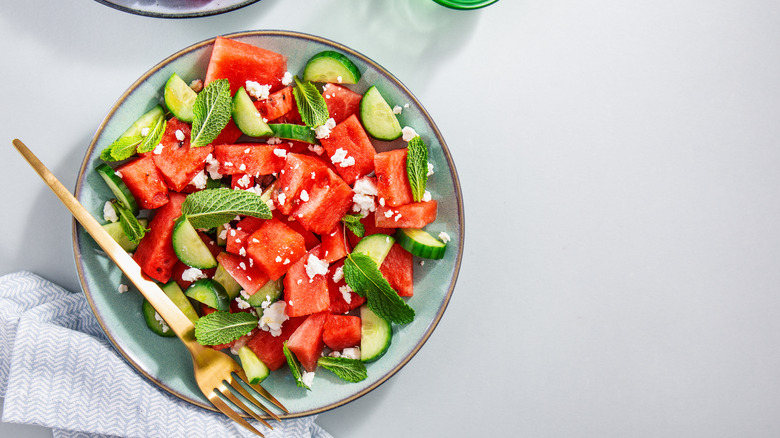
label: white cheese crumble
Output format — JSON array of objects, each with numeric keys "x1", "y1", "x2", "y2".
[
  {"x1": 236, "y1": 174, "x2": 252, "y2": 189},
  {"x1": 154, "y1": 311, "x2": 170, "y2": 333},
  {"x1": 351, "y1": 176, "x2": 377, "y2": 216},
  {"x1": 308, "y1": 144, "x2": 324, "y2": 155},
  {"x1": 300, "y1": 189, "x2": 309, "y2": 202},
  {"x1": 267, "y1": 137, "x2": 283, "y2": 145},
  {"x1": 315, "y1": 118, "x2": 337, "y2": 140},
  {"x1": 218, "y1": 228, "x2": 228, "y2": 241},
  {"x1": 189, "y1": 79, "x2": 204, "y2": 93},
  {"x1": 259, "y1": 301, "x2": 289, "y2": 337},
  {"x1": 204, "y1": 153, "x2": 223, "y2": 179},
  {"x1": 341, "y1": 347, "x2": 361, "y2": 360},
  {"x1": 189, "y1": 170, "x2": 208, "y2": 190},
  {"x1": 401, "y1": 126, "x2": 418, "y2": 142},
  {"x1": 384, "y1": 209, "x2": 395, "y2": 218},
  {"x1": 438, "y1": 231, "x2": 451, "y2": 243},
  {"x1": 235, "y1": 296, "x2": 251, "y2": 310},
  {"x1": 392, "y1": 105, "x2": 403, "y2": 115},
  {"x1": 153, "y1": 143, "x2": 164, "y2": 155},
  {"x1": 140, "y1": 127, "x2": 150, "y2": 137},
  {"x1": 336, "y1": 75, "x2": 343, "y2": 83},
  {"x1": 305, "y1": 254, "x2": 329, "y2": 280},
  {"x1": 275, "y1": 255, "x2": 283, "y2": 263},
  {"x1": 301, "y1": 371, "x2": 315, "y2": 387},
  {"x1": 332, "y1": 265, "x2": 344, "y2": 283},
  {"x1": 422, "y1": 190, "x2": 432, "y2": 202},
  {"x1": 277, "y1": 192, "x2": 286, "y2": 206},
  {"x1": 339, "y1": 284, "x2": 354, "y2": 304},
  {"x1": 273, "y1": 148, "x2": 287, "y2": 158},
  {"x1": 331, "y1": 147, "x2": 355, "y2": 167},
  {"x1": 118, "y1": 284, "x2": 129, "y2": 294},
  {"x1": 181, "y1": 267, "x2": 207, "y2": 282},
  {"x1": 114, "y1": 170, "x2": 123, "y2": 179},
  {"x1": 245, "y1": 81, "x2": 271, "y2": 100},
  {"x1": 103, "y1": 201, "x2": 118, "y2": 223},
  {"x1": 175, "y1": 129, "x2": 185, "y2": 142},
  {"x1": 427, "y1": 162, "x2": 434, "y2": 176},
  {"x1": 281, "y1": 71, "x2": 293, "y2": 86}
]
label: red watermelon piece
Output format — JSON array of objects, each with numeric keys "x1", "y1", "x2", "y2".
[
  {"x1": 327, "y1": 260, "x2": 365, "y2": 314},
  {"x1": 283, "y1": 246, "x2": 330, "y2": 318},
  {"x1": 245, "y1": 316, "x2": 306, "y2": 371},
  {"x1": 286, "y1": 312, "x2": 328, "y2": 372},
  {"x1": 273, "y1": 153, "x2": 331, "y2": 215},
  {"x1": 380, "y1": 243, "x2": 414, "y2": 297},
  {"x1": 374, "y1": 148, "x2": 413, "y2": 208},
  {"x1": 215, "y1": 143, "x2": 287, "y2": 177},
  {"x1": 272, "y1": 210, "x2": 320, "y2": 251},
  {"x1": 319, "y1": 225, "x2": 349, "y2": 263},
  {"x1": 216, "y1": 251, "x2": 270, "y2": 295},
  {"x1": 116, "y1": 156, "x2": 169, "y2": 210},
  {"x1": 204, "y1": 37, "x2": 287, "y2": 94},
  {"x1": 246, "y1": 218, "x2": 307, "y2": 280},
  {"x1": 346, "y1": 211, "x2": 396, "y2": 248},
  {"x1": 319, "y1": 114, "x2": 376, "y2": 185},
  {"x1": 133, "y1": 192, "x2": 186, "y2": 283},
  {"x1": 375, "y1": 200, "x2": 437, "y2": 229},
  {"x1": 210, "y1": 120, "x2": 244, "y2": 146},
  {"x1": 322, "y1": 83, "x2": 362, "y2": 124},
  {"x1": 225, "y1": 216, "x2": 265, "y2": 256},
  {"x1": 151, "y1": 118, "x2": 214, "y2": 192},
  {"x1": 254, "y1": 86, "x2": 295, "y2": 121},
  {"x1": 290, "y1": 169, "x2": 354, "y2": 236},
  {"x1": 322, "y1": 314, "x2": 362, "y2": 351}
]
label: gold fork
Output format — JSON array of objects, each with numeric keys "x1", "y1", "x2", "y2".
[{"x1": 12, "y1": 139, "x2": 287, "y2": 437}]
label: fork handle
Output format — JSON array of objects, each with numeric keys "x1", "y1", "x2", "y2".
[{"x1": 12, "y1": 139, "x2": 197, "y2": 341}]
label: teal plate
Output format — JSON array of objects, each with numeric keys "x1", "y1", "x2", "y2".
[{"x1": 73, "y1": 30, "x2": 464, "y2": 418}]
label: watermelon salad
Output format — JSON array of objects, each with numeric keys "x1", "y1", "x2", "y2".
[{"x1": 93, "y1": 36, "x2": 451, "y2": 389}]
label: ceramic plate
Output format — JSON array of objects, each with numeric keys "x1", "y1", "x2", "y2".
[
  {"x1": 73, "y1": 30, "x2": 463, "y2": 418},
  {"x1": 94, "y1": 0, "x2": 261, "y2": 18}
]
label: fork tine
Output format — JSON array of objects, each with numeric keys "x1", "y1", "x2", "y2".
[
  {"x1": 234, "y1": 370, "x2": 289, "y2": 414},
  {"x1": 227, "y1": 376, "x2": 282, "y2": 422},
  {"x1": 208, "y1": 392, "x2": 266, "y2": 437},
  {"x1": 219, "y1": 382, "x2": 273, "y2": 429}
]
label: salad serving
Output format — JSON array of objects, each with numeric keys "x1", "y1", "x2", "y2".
[{"x1": 87, "y1": 35, "x2": 455, "y2": 395}]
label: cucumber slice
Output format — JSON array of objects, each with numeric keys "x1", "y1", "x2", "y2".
[
  {"x1": 394, "y1": 228, "x2": 447, "y2": 260},
  {"x1": 237, "y1": 345, "x2": 270, "y2": 384},
  {"x1": 360, "y1": 305, "x2": 391, "y2": 363},
  {"x1": 302, "y1": 51, "x2": 361, "y2": 84},
  {"x1": 142, "y1": 299, "x2": 176, "y2": 337},
  {"x1": 160, "y1": 280, "x2": 200, "y2": 324},
  {"x1": 184, "y1": 278, "x2": 230, "y2": 311},
  {"x1": 212, "y1": 262, "x2": 242, "y2": 300},
  {"x1": 268, "y1": 123, "x2": 317, "y2": 144},
  {"x1": 351, "y1": 233, "x2": 395, "y2": 265},
  {"x1": 117, "y1": 105, "x2": 166, "y2": 140},
  {"x1": 171, "y1": 216, "x2": 218, "y2": 269},
  {"x1": 359, "y1": 86, "x2": 402, "y2": 141},
  {"x1": 102, "y1": 218, "x2": 148, "y2": 252},
  {"x1": 232, "y1": 86, "x2": 274, "y2": 137},
  {"x1": 96, "y1": 163, "x2": 139, "y2": 215},
  {"x1": 164, "y1": 73, "x2": 197, "y2": 123},
  {"x1": 246, "y1": 279, "x2": 284, "y2": 307}
]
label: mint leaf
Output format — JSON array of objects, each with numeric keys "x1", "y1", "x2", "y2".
[
  {"x1": 181, "y1": 188, "x2": 272, "y2": 229},
  {"x1": 317, "y1": 356, "x2": 367, "y2": 382},
  {"x1": 283, "y1": 341, "x2": 311, "y2": 390},
  {"x1": 406, "y1": 136, "x2": 428, "y2": 202},
  {"x1": 341, "y1": 214, "x2": 365, "y2": 238},
  {"x1": 194, "y1": 311, "x2": 257, "y2": 346},
  {"x1": 191, "y1": 79, "x2": 232, "y2": 147},
  {"x1": 293, "y1": 77, "x2": 329, "y2": 128},
  {"x1": 101, "y1": 136, "x2": 143, "y2": 162},
  {"x1": 137, "y1": 114, "x2": 167, "y2": 154},
  {"x1": 343, "y1": 252, "x2": 414, "y2": 325},
  {"x1": 112, "y1": 200, "x2": 148, "y2": 244}
]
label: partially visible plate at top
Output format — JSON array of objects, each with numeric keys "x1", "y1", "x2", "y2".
[{"x1": 94, "y1": 0, "x2": 261, "y2": 18}]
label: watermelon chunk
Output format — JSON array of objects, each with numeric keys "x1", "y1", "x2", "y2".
[
  {"x1": 272, "y1": 211, "x2": 320, "y2": 251},
  {"x1": 210, "y1": 119, "x2": 244, "y2": 146},
  {"x1": 204, "y1": 37, "x2": 287, "y2": 94},
  {"x1": 133, "y1": 192, "x2": 186, "y2": 283},
  {"x1": 319, "y1": 225, "x2": 349, "y2": 263},
  {"x1": 322, "y1": 83, "x2": 362, "y2": 124},
  {"x1": 290, "y1": 170, "x2": 354, "y2": 236},
  {"x1": 254, "y1": 86, "x2": 294, "y2": 121},
  {"x1": 319, "y1": 114, "x2": 377, "y2": 185},
  {"x1": 215, "y1": 143, "x2": 286, "y2": 177},
  {"x1": 246, "y1": 218, "x2": 307, "y2": 280},
  {"x1": 245, "y1": 316, "x2": 306, "y2": 371},
  {"x1": 375, "y1": 200, "x2": 437, "y2": 229},
  {"x1": 273, "y1": 153, "x2": 331, "y2": 215},
  {"x1": 322, "y1": 314, "x2": 362, "y2": 351},
  {"x1": 116, "y1": 156, "x2": 169, "y2": 210},
  {"x1": 283, "y1": 246, "x2": 330, "y2": 318},
  {"x1": 327, "y1": 260, "x2": 366, "y2": 314},
  {"x1": 347, "y1": 211, "x2": 396, "y2": 248},
  {"x1": 152, "y1": 118, "x2": 214, "y2": 192},
  {"x1": 286, "y1": 312, "x2": 328, "y2": 372},
  {"x1": 225, "y1": 216, "x2": 265, "y2": 257},
  {"x1": 215, "y1": 251, "x2": 269, "y2": 295},
  {"x1": 380, "y1": 243, "x2": 414, "y2": 297},
  {"x1": 374, "y1": 148, "x2": 413, "y2": 207}
]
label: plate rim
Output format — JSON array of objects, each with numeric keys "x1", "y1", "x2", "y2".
[
  {"x1": 72, "y1": 29, "x2": 465, "y2": 418},
  {"x1": 92, "y1": 0, "x2": 261, "y2": 18}
]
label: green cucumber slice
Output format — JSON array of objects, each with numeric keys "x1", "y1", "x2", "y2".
[
  {"x1": 184, "y1": 278, "x2": 230, "y2": 311},
  {"x1": 268, "y1": 123, "x2": 317, "y2": 144},
  {"x1": 171, "y1": 216, "x2": 218, "y2": 269},
  {"x1": 360, "y1": 305, "x2": 391, "y2": 363},
  {"x1": 232, "y1": 86, "x2": 274, "y2": 137},
  {"x1": 213, "y1": 262, "x2": 242, "y2": 300},
  {"x1": 394, "y1": 228, "x2": 447, "y2": 260},
  {"x1": 102, "y1": 218, "x2": 148, "y2": 252},
  {"x1": 246, "y1": 279, "x2": 284, "y2": 307},
  {"x1": 160, "y1": 281, "x2": 200, "y2": 324},
  {"x1": 359, "y1": 86, "x2": 402, "y2": 141},
  {"x1": 117, "y1": 105, "x2": 166, "y2": 140},
  {"x1": 164, "y1": 73, "x2": 197, "y2": 123},
  {"x1": 237, "y1": 345, "x2": 270, "y2": 384},
  {"x1": 351, "y1": 233, "x2": 395, "y2": 265},
  {"x1": 142, "y1": 299, "x2": 176, "y2": 337},
  {"x1": 96, "y1": 163, "x2": 139, "y2": 215},
  {"x1": 302, "y1": 51, "x2": 361, "y2": 84}
]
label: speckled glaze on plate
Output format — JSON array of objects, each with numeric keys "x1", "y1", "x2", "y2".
[
  {"x1": 94, "y1": 0, "x2": 260, "y2": 18},
  {"x1": 73, "y1": 30, "x2": 464, "y2": 418}
]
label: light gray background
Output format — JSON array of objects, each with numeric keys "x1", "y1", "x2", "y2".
[{"x1": 3, "y1": 0, "x2": 780, "y2": 436}]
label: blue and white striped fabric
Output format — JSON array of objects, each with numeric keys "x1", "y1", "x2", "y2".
[{"x1": 0, "y1": 271, "x2": 332, "y2": 438}]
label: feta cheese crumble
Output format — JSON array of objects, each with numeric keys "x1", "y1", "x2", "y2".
[
  {"x1": 204, "y1": 153, "x2": 223, "y2": 179},
  {"x1": 305, "y1": 254, "x2": 329, "y2": 280},
  {"x1": 181, "y1": 267, "x2": 207, "y2": 282},
  {"x1": 352, "y1": 176, "x2": 377, "y2": 216},
  {"x1": 245, "y1": 81, "x2": 271, "y2": 100},
  {"x1": 422, "y1": 190, "x2": 432, "y2": 202},
  {"x1": 140, "y1": 127, "x2": 150, "y2": 137},
  {"x1": 427, "y1": 162, "x2": 435, "y2": 176},
  {"x1": 438, "y1": 231, "x2": 451, "y2": 243},
  {"x1": 267, "y1": 137, "x2": 283, "y2": 145},
  {"x1": 331, "y1": 147, "x2": 355, "y2": 167},
  {"x1": 300, "y1": 189, "x2": 309, "y2": 202},
  {"x1": 301, "y1": 371, "x2": 315, "y2": 387},
  {"x1": 236, "y1": 173, "x2": 252, "y2": 189},
  {"x1": 118, "y1": 284, "x2": 129, "y2": 294},
  {"x1": 281, "y1": 71, "x2": 293, "y2": 86},
  {"x1": 273, "y1": 148, "x2": 287, "y2": 158},
  {"x1": 103, "y1": 201, "x2": 118, "y2": 223},
  {"x1": 175, "y1": 129, "x2": 185, "y2": 142},
  {"x1": 339, "y1": 284, "x2": 354, "y2": 304},
  {"x1": 259, "y1": 301, "x2": 289, "y2": 337},
  {"x1": 392, "y1": 105, "x2": 403, "y2": 115},
  {"x1": 315, "y1": 118, "x2": 336, "y2": 139},
  {"x1": 189, "y1": 170, "x2": 208, "y2": 190},
  {"x1": 153, "y1": 143, "x2": 164, "y2": 155},
  {"x1": 332, "y1": 265, "x2": 344, "y2": 283},
  {"x1": 401, "y1": 126, "x2": 418, "y2": 142}
]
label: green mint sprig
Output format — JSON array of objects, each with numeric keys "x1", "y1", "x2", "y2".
[
  {"x1": 341, "y1": 214, "x2": 365, "y2": 238},
  {"x1": 194, "y1": 311, "x2": 257, "y2": 346},
  {"x1": 317, "y1": 356, "x2": 367, "y2": 383},
  {"x1": 283, "y1": 341, "x2": 311, "y2": 390},
  {"x1": 100, "y1": 136, "x2": 142, "y2": 162},
  {"x1": 136, "y1": 115, "x2": 167, "y2": 154},
  {"x1": 112, "y1": 200, "x2": 148, "y2": 244},
  {"x1": 191, "y1": 78, "x2": 232, "y2": 147},
  {"x1": 406, "y1": 135, "x2": 429, "y2": 202},
  {"x1": 343, "y1": 252, "x2": 415, "y2": 325},
  {"x1": 181, "y1": 188, "x2": 272, "y2": 229},
  {"x1": 293, "y1": 77, "x2": 330, "y2": 128}
]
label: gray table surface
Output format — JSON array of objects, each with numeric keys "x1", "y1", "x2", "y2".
[{"x1": 5, "y1": 0, "x2": 780, "y2": 437}]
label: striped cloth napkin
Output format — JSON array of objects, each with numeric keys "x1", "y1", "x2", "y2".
[{"x1": 0, "y1": 271, "x2": 332, "y2": 438}]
